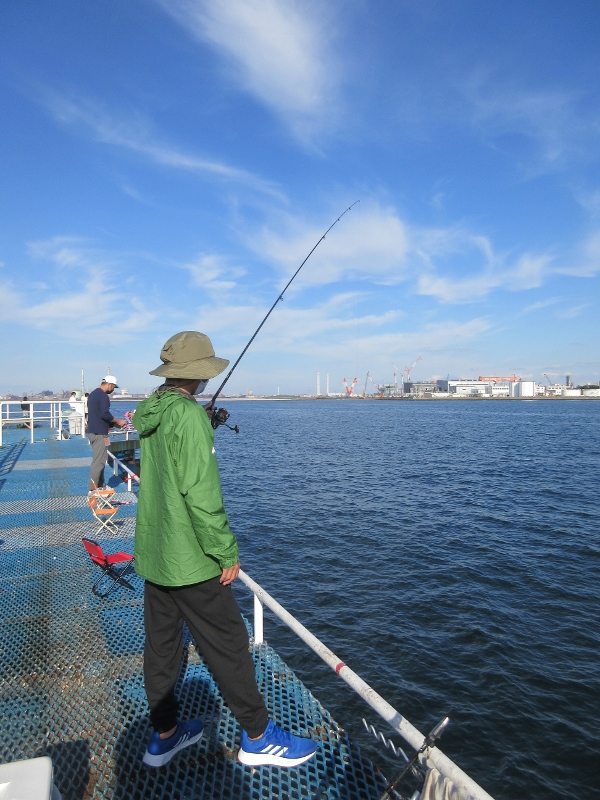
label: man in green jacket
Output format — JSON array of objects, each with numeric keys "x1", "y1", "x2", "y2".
[{"x1": 134, "y1": 331, "x2": 317, "y2": 769}]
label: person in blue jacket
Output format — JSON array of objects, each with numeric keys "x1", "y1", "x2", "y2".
[{"x1": 86, "y1": 375, "x2": 126, "y2": 491}]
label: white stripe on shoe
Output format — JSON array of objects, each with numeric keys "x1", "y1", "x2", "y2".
[{"x1": 237, "y1": 748, "x2": 315, "y2": 767}]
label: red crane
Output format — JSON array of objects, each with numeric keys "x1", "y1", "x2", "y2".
[
  {"x1": 343, "y1": 377, "x2": 358, "y2": 396},
  {"x1": 392, "y1": 362, "x2": 404, "y2": 392},
  {"x1": 405, "y1": 355, "x2": 422, "y2": 382}
]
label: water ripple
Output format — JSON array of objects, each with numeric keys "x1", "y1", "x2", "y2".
[{"x1": 209, "y1": 399, "x2": 600, "y2": 799}]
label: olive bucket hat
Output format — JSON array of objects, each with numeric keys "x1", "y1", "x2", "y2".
[{"x1": 149, "y1": 331, "x2": 229, "y2": 379}]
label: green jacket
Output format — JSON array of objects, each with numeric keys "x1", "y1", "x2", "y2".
[{"x1": 133, "y1": 389, "x2": 239, "y2": 586}]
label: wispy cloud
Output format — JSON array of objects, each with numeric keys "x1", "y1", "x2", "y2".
[
  {"x1": 192, "y1": 290, "x2": 490, "y2": 372},
  {"x1": 558, "y1": 229, "x2": 600, "y2": 278},
  {"x1": 465, "y1": 73, "x2": 599, "y2": 172},
  {"x1": 181, "y1": 253, "x2": 246, "y2": 296},
  {"x1": 520, "y1": 297, "x2": 562, "y2": 315},
  {"x1": 154, "y1": 0, "x2": 340, "y2": 139},
  {"x1": 42, "y1": 91, "x2": 284, "y2": 198},
  {"x1": 556, "y1": 303, "x2": 590, "y2": 320},
  {"x1": 0, "y1": 238, "x2": 158, "y2": 342},
  {"x1": 247, "y1": 201, "x2": 555, "y2": 303},
  {"x1": 248, "y1": 203, "x2": 410, "y2": 286}
]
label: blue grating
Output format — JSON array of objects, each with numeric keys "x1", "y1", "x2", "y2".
[{"x1": 0, "y1": 440, "x2": 389, "y2": 799}]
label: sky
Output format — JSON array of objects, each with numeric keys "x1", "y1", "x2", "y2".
[{"x1": 1, "y1": 0, "x2": 600, "y2": 395}]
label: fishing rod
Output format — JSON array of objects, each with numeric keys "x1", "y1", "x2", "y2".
[{"x1": 208, "y1": 201, "x2": 360, "y2": 432}]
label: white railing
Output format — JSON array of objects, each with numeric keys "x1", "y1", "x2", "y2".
[
  {"x1": 80, "y1": 446, "x2": 494, "y2": 799},
  {"x1": 0, "y1": 400, "x2": 85, "y2": 446},
  {"x1": 239, "y1": 570, "x2": 494, "y2": 800},
  {"x1": 106, "y1": 450, "x2": 139, "y2": 492}
]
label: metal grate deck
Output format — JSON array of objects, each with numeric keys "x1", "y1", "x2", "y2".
[{"x1": 0, "y1": 437, "x2": 389, "y2": 799}]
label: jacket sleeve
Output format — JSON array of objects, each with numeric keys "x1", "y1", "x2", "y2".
[{"x1": 170, "y1": 402, "x2": 239, "y2": 569}]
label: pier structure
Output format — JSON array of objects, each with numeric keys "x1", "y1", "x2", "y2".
[{"x1": 0, "y1": 432, "x2": 389, "y2": 799}]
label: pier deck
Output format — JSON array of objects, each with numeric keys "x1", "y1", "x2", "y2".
[{"x1": 0, "y1": 434, "x2": 387, "y2": 800}]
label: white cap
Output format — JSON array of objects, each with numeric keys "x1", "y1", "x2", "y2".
[{"x1": 103, "y1": 375, "x2": 119, "y2": 386}]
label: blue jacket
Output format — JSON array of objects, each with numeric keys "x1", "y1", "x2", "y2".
[{"x1": 87, "y1": 387, "x2": 114, "y2": 435}]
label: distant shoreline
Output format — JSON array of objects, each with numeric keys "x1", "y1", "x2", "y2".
[{"x1": 109, "y1": 394, "x2": 599, "y2": 402}]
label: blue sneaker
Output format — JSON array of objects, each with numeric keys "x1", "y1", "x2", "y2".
[
  {"x1": 142, "y1": 719, "x2": 204, "y2": 768},
  {"x1": 238, "y1": 719, "x2": 317, "y2": 767}
]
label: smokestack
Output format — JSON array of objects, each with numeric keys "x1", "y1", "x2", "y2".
[
  {"x1": 316, "y1": 372, "x2": 321, "y2": 396},
  {"x1": 566, "y1": 374, "x2": 571, "y2": 387}
]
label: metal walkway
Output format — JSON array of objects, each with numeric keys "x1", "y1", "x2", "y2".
[{"x1": 0, "y1": 434, "x2": 388, "y2": 800}]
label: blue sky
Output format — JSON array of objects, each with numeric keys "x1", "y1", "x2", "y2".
[{"x1": 1, "y1": 0, "x2": 599, "y2": 395}]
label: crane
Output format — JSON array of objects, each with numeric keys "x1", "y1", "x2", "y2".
[
  {"x1": 543, "y1": 373, "x2": 552, "y2": 385},
  {"x1": 404, "y1": 355, "x2": 422, "y2": 383},
  {"x1": 343, "y1": 377, "x2": 358, "y2": 396},
  {"x1": 392, "y1": 362, "x2": 404, "y2": 394},
  {"x1": 367, "y1": 372, "x2": 385, "y2": 397}
]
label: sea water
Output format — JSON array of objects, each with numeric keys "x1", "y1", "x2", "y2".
[
  {"x1": 210, "y1": 399, "x2": 598, "y2": 800},
  {"x1": 99, "y1": 397, "x2": 599, "y2": 798}
]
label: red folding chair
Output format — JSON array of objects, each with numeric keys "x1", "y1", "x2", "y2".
[{"x1": 82, "y1": 538, "x2": 135, "y2": 598}]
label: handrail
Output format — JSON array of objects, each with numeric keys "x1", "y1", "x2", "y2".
[
  {"x1": 0, "y1": 400, "x2": 85, "y2": 445},
  {"x1": 106, "y1": 450, "x2": 139, "y2": 492},
  {"x1": 94, "y1": 431, "x2": 494, "y2": 798},
  {"x1": 238, "y1": 569, "x2": 495, "y2": 800}
]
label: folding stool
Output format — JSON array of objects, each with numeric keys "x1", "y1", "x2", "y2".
[{"x1": 88, "y1": 484, "x2": 119, "y2": 536}]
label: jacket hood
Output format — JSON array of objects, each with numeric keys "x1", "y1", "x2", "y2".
[{"x1": 133, "y1": 388, "x2": 196, "y2": 436}]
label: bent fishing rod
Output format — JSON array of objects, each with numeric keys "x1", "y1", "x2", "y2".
[{"x1": 207, "y1": 201, "x2": 360, "y2": 432}]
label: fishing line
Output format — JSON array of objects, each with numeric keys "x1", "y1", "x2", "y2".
[{"x1": 208, "y1": 201, "x2": 360, "y2": 432}]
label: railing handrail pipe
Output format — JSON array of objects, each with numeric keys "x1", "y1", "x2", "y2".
[
  {"x1": 0, "y1": 400, "x2": 85, "y2": 445},
  {"x1": 238, "y1": 569, "x2": 494, "y2": 800},
  {"x1": 106, "y1": 450, "x2": 139, "y2": 492}
]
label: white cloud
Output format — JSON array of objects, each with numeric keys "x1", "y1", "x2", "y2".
[
  {"x1": 246, "y1": 201, "x2": 556, "y2": 304},
  {"x1": 42, "y1": 92, "x2": 284, "y2": 198},
  {"x1": 249, "y1": 203, "x2": 410, "y2": 286},
  {"x1": 154, "y1": 0, "x2": 340, "y2": 138},
  {"x1": 181, "y1": 253, "x2": 246, "y2": 295},
  {"x1": 520, "y1": 297, "x2": 562, "y2": 314},
  {"x1": 556, "y1": 303, "x2": 590, "y2": 320},
  {"x1": 0, "y1": 239, "x2": 158, "y2": 343},
  {"x1": 558, "y1": 229, "x2": 600, "y2": 278},
  {"x1": 465, "y1": 73, "x2": 599, "y2": 172}
]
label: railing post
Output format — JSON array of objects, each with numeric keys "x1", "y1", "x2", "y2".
[
  {"x1": 30, "y1": 403, "x2": 34, "y2": 444},
  {"x1": 253, "y1": 593, "x2": 264, "y2": 644}
]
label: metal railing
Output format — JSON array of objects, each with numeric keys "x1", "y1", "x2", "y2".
[
  {"x1": 90, "y1": 448, "x2": 494, "y2": 799},
  {"x1": 106, "y1": 450, "x2": 139, "y2": 492},
  {"x1": 0, "y1": 400, "x2": 86, "y2": 445},
  {"x1": 239, "y1": 571, "x2": 494, "y2": 800}
]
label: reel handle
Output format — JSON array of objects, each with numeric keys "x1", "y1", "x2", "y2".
[{"x1": 210, "y1": 407, "x2": 239, "y2": 433}]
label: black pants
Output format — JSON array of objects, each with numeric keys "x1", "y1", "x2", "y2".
[{"x1": 144, "y1": 578, "x2": 269, "y2": 739}]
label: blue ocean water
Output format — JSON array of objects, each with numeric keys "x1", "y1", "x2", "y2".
[
  {"x1": 210, "y1": 399, "x2": 600, "y2": 800},
  {"x1": 21, "y1": 396, "x2": 596, "y2": 798}
]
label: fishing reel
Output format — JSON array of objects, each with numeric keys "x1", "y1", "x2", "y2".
[{"x1": 210, "y1": 407, "x2": 239, "y2": 433}]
